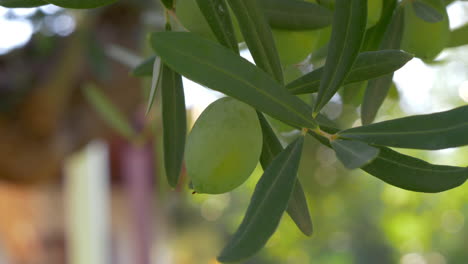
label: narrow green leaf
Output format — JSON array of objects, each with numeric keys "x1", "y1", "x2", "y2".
[
  {"x1": 331, "y1": 139, "x2": 379, "y2": 169},
  {"x1": 218, "y1": 136, "x2": 304, "y2": 263},
  {"x1": 83, "y1": 84, "x2": 136, "y2": 141},
  {"x1": 44, "y1": 0, "x2": 117, "y2": 8},
  {"x1": 340, "y1": 105, "x2": 468, "y2": 150},
  {"x1": 146, "y1": 57, "x2": 162, "y2": 114},
  {"x1": 313, "y1": 0, "x2": 367, "y2": 114},
  {"x1": 0, "y1": 0, "x2": 46, "y2": 7},
  {"x1": 447, "y1": 23, "x2": 468, "y2": 48},
  {"x1": 311, "y1": 123, "x2": 468, "y2": 193},
  {"x1": 361, "y1": 0, "x2": 398, "y2": 51},
  {"x1": 226, "y1": 0, "x2": 284, "y2": 83},
  {"x1": 161, "y1": 64, "x2": 187, "y2": 188},
  {"x1": 196, "y1": 0, "x2": 239, "y2": 53},
  {"x1": 151, "y1": 32, "x2": 317, "y2": 129},
  {"x1": 132, "y1": 55, "x2": 157, "y2": 77},
  {"x1": 412, "y1": 0, "x2": 444, "y2": 23},
  {"x1": 363, "y1": 147, "x2": 468, "y2": 192},
  {"x1": 287, "y1": 50, "x2": 413, "y2": 95},
  {"x1": 361, "y1": 6, "x2": 405, "y2": 124},
  {"x1": 260, "y1": 0, "x2": 332, "y2": 30},
  {"x1": 258, "y1": 113, "x2": 313, "y2": 236}
]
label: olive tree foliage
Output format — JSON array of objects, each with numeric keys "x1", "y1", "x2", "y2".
[{"x1": 3, "y1": 0, "x2": 468, "y2": 262}]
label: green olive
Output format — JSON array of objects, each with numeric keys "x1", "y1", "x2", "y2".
[
  {"x1": 273, "y1": 29, "x2": 320, "y2": 65},
  {"x1": 367, "y1": 0, "x2": 383, "y2": 28},
  {"x1": 185, "y1": 97, "x2": 262, "y2": 194},
  {"x1": 401, "y1": 0, "x2": 449, "y2": 60}
]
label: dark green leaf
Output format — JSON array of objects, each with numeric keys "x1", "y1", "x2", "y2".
[
  {"x1": 287, "y1": 50, "x2": 413, "y2": 95},
  {"x1": 161, "y1": 64, "x2": 186, "y2": 188},
  {"x1": 82, "y1": 84, "x2": 136, "y2": 141},
  {"x1": 258, "y1": 113, "x2": 312, "y2": 236},
  {"x1": 151, "y1": 32, "x2": 317, "y2": 129},
  {"x1": 218, "y1": 136, "x2": 304, "y2": 263},
  {"x1": 331, "y1": 139, "x2": 380, "y2": 169},
  {"x1": 44, "y1": 0, "x2": 116, "y2": 8},
  {"x1": 363, "y1": 147, "x2": 468, "y2": 192},
  {"x1": 160, "y1": 0, "x2": 174, "y2": 9},
  {"x1": 447, "y1": 23, "x2": 468, "y2": 48},
  {"x1": 361, "y1": 6, "x2": 405, "y2": 124},
  {"x1": 196, "y1": 0, "x2": 239, "y2": 53},
  {"x1": 0, "y1": 0, "x2": 47, "y2": 7},
  {"x1": 311, "y1": 123, "x2": 468, "y2": 193},
  {"x1": 226, "y1": 0, "x2": 283, "y2": 83},
  {"x1": 132, "y1": 56, "x2": 157, "y2": 77},
  {"x1": 412, "y1": 0, "x2": 444, "y2": 23},
  {"x1": 260, "y1": 0, "x2": 332, "y2": 30},
  {"x1": 146, "y1": 57, "x2": 162, "y2": 114},
  {"x1": 340, "y1": 105, "x2": 468, "y2": 150},
  {"x1": 361, "y1": 0, "x2": 398, "y2": 51},
  {"x1": 313, "y1": 0, "x2": 367, "y2": 114}
]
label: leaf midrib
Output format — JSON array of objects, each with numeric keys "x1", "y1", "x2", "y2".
[
  {"x1": 341, "y1": 121, "x2": 468, "y2": 138},
  {"x1": 224, "y1": 139, "x2": 300, "y2": 254},
  {"x1": 161, "y1": 40, "x2": 316, "y2": 128},
  {"x1": 316, "y1": 0, "x2": 356, "y2": 110}
]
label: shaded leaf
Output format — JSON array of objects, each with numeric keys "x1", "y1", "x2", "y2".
[
  {"x1": 260, "y1": 0, "x2": 332, "y2": 30},
  {"x1": 151, "y1": 32, "x2": 317, "y2": 129},
  {"x1": 146, "y1": 57, "x2": 162, "y2": 114},
  {"x1": 132, "y1": 55, "x2": 157, "y2": 77},
  {"x1": 45, "y1": 0, "x2": 117, "y2": 8},
  {"x1": 447, "y1": 23, "x2": 468, "y2": 48},
  {"x1": 331, "y1": 139, "x2": 380, "y2": 169},
  {"x1": 218, "y1": 136, "x2": 304, "y2": 263},
  {"x1": 160, "y1": 0, "x2": 174, "y2": 9},
  {"x1": 340, "y1": 105, "x2": 468, "y2": 150},
  {"x1": 226, "y1": 0, "x2": 283, "y2": 83},
  {"x1": 361, "y1": 6, "x2": 405, "y2": 124},
  {"x1": 83, "y1": 84, "x2": 136, "y2": 141},
  {"x1": 0, "y1": 0, "x2": 46, "y2": 7},
  {"x1": 363, "y1": 147, "x2": 468, "y2": 192},
  {"x1": 361, "y1": 0, "x2": 398, "y2": 51},
  {"x1": 313, "y1": 0, "x2": 367, "y2": 114},
  {"x1": 258, "y1": 113, "x2": 312, "y2": 236},
  {"x1": 412, "y1": 0, "x2": 444, "y2": 23},
  {"x1": 196, "y1": 0, "x2": 239, "y2": 53},
  {"x1": 161, "y1": 64, "x2": 186, "y2": 188},
  {"x1": 287, "y1": 50, "x2": 413, "y2": 95}
]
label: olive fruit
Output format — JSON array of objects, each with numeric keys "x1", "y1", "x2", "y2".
[
  {"x1": 401, "y1": 0, "x2": 449, "y2": 60},
  {"x1": 367, "y1": 0, "x2": 383, "y2": 28},
  {"x1": 273, "y1": 29, "x2": 320, "y2": 65},
  {"x1": 185, "y1": 97, "x2": 262, "y2": 194},
  {"x1": 272, "y1": 0, "x2": 321, "y2": 65}
]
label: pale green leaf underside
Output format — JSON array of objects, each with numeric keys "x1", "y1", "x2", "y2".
[
  {"x1": 331, "y1": 139, "x2": 380, "y2": 169},
  {"x1": 412, "y1": 0, "x2": 444, "y2": 23}
]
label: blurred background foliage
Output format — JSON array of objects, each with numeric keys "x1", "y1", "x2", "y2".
[{"x1": 1, "y1": 0, "x2": 468, "y2": 264}]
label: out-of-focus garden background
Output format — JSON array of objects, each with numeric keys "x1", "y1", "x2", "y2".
[{"x1": 1, "y1": 1, "x2": 468, "y2": 263}]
